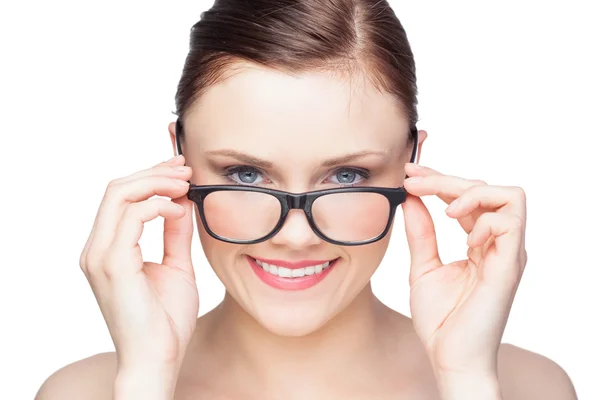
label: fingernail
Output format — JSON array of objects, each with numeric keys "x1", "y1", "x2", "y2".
[
  {"x1": 174, "y1": 166, "x2": 189, "y2": 172},
  {"x1": 168, "y1": 155, "x2": 182, "y2": 162},
  {"x1": 405, "y1": 177, "x2": 422, "y2": 184},
  {"x1": 445, "y1": 199, "x2": 459, "y2": 213},
  {"x1": 175, "y1": 179, "x2": 189, "y2": 186}
]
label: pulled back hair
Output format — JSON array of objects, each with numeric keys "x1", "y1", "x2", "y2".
[{"x1": 174, "y1": 0, "x2": 418, "y2": 129}]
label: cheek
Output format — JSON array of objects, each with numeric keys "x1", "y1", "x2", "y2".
[
  {"x1": 196, "y1": 209, "x2": 238, "y2": 272},
  {"x1": 347, "y1": 234, "x2": 391, "y2": 276}
]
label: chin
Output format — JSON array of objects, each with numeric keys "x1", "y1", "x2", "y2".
[
  {"x1": 250, "y1": 300, "x2": 336, "y2": 337},
  {"x1": 231, "y1": 254, "x2": 352, "y2": 337}
]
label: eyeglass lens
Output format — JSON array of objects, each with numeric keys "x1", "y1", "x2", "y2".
[{"x1": 201, "y1": 190, "x2": 391, "y2": 243}]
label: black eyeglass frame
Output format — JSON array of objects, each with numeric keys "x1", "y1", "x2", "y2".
[{"x1": 175, "y1": 118, "x2": 419, "y2": 246}]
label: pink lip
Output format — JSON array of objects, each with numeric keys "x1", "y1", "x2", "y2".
[{"x1": 247, "y1": 256, "x2": 338, "y2": 291}]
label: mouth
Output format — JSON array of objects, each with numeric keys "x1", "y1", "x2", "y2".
[{"x1": 246, "y1": 255, "x2": 340, "y2": 291}]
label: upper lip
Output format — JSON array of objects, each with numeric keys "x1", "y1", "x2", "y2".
[{"x1": 249, "y1": 256, "x2": 337, "y2": 269}]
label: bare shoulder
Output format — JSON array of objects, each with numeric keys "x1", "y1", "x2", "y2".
[
  {"x1": 498, "y1": 343, "x2": 577, "y2": 399},
  {"x1": 35, "y1": 352, "x2": 117, "y2": 400}
]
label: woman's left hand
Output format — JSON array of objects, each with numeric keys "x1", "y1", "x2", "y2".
[{"x1": 401, "y1": 162, "x2": 528, "y2": 380}]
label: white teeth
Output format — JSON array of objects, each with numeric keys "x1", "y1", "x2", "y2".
[
  {"x1": 254, "y1": 259, "x2": 333, "y2": 278},
  {"x1": 291, "y1": 269, "x2": 305, "y2": 277}
]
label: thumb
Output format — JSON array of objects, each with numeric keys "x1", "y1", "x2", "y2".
[
  {"x1": 162, "y1": 195, "x2": 195, "y2": 278},
  {"x1": 401, "y1": 194, "x2": 442, "y2": 285}
]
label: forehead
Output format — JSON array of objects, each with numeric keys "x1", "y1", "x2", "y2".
[{"x1": 184, "y1": 64, "x2": 409, "y2": 158}]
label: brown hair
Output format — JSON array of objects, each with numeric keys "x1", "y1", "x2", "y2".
[{"x1": 174, "y1": 0, "x2": 418, "y2": 129}]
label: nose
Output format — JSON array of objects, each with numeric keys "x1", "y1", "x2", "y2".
[{"x1": 270, "y1": 209, "x2": 322, "y2": 249}]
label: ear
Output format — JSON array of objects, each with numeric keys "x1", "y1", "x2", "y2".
[
  {"x1": 416, "y1": 129, "x2": 428, "y2": 164},
  {"x1": 168, "y1": 121, "x2": 178, "y2": 157}
]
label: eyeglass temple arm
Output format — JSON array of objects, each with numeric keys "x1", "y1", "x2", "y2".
[
  {"x1": 175, "y1": 118, "x2": 418, "y2": 178},
  {"x1": 409, "y1": 126, "x2": 419, "y2": 163},
  {"x1": 175, "y1": 118, "x2": 184, "y2": 156},
  {"x1": 405, "y1": 126, "x2": 419, "y2": 178}
]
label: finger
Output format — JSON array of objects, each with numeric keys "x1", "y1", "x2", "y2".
[
  {"x1": 401, "y1": 194, "x2": 443, "y2": 286},
  {"x1": 445, "y1": 185, "x2": 527, "y2": 221},
  {"x1": 114, "y1": 163, "x2": 191, "y2": 185},
  {"x1": 84, "y1": 164, "x2": 190, "y2": 255},
  {"x1": 405, "y1": 163, "x2": 454, "y2": 204},
  {"x1": 468, "y1": 212, "x2": 524, "y2": 250},
  {"x1": 85, "y1": 176, "x2": 190, "y2": 262},
  {"x1": 467, "y1": 212, "x2": 525, "y2": 287},
  {"x1": 404, "y1": 172, "x2": 488, "y2": 200},
  {"x1": 80, "y1": 156, "x2": 188, "y2": 265},
  {"x1": 107, "y1": 198, "x2": 186, "y2": 271},
  {"x1": 405, "y1": 162, "x2": 441, "y2": 177},
  {"x1": 153, "y1": 154, "x2": 185, "y2": 168},
  {"x1": 404, "y1": 165, "x2": 483, "y2": 233},
  {"x1": 162, "y1": 196, "x2": 195, "y2": 278},
  {"x1": 404, "y1": 172, "x2": 488, "y2": 231}
]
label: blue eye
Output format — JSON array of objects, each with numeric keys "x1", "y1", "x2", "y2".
[
  {"x1": 329, "y1": 168, "x2": 369, "y2": 186},
  {"x1": 225, "y1": 166, "x2": 265, "y2": 185},
  {"x1": 337, "y1": 170, "x2": 357, "y2": 184},
  {"x1": 222, "y1": 166, "x2": 369, "y2": 187}
]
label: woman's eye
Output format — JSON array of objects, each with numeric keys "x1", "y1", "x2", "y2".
[
  {"x1": 328, "y1": 168, "x2": 369, "y2": 186},
  {"x1": 226, "y1": 166, "x2": 265, "y2": 185}
]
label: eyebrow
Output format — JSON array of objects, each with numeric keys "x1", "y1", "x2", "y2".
[
  {"x1": 205, "y1": 149, "x2": 388, "y2": 168},
  {"x1": 205, "y1": 149, "x2": 273, "y2": 168}
]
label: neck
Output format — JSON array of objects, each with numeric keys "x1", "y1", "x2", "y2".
[{"x1": 201, "y1": 283, "x2": 395, "y2": 392}]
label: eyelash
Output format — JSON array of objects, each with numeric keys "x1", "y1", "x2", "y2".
[{"x1": 221, "y1": 165, "x2": 371, "y2": 187}]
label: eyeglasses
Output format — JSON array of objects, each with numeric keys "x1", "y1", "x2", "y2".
[{"x1": 175, "y1": 119, "x2": 418, "y2": 246}]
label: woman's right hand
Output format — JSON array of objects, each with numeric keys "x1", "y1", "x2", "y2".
[{"x1": 79, "y1": 154, "x2": 199, "y2": 384}]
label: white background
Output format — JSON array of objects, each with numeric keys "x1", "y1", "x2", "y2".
[{"x1": 1, "y1": 1, "x2": 598, "y2": 398}]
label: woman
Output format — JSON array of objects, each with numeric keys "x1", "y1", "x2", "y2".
[{"x1": 36, "y1": 0, "x2": 577, "y2": 399}]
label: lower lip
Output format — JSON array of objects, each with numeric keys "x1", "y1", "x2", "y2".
[{"x1": 247, "y1": 256, "x2": 337, "y2": 291}]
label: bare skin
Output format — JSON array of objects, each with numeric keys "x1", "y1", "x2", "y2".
[
  {"x1": 36, "y1": 304, "x2": 576, "y2": 400},
  {"x1": 36, "y1": 65, "x2": 577, "y2": 399}
]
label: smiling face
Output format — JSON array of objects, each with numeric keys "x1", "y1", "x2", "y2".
[{"x1": 174, "y1": 63, "x2": 417, "y2": 336}]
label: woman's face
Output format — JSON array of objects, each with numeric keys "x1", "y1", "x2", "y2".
[{"x1": 174, "y1": 63, "x2": 419, "y2": 336}]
